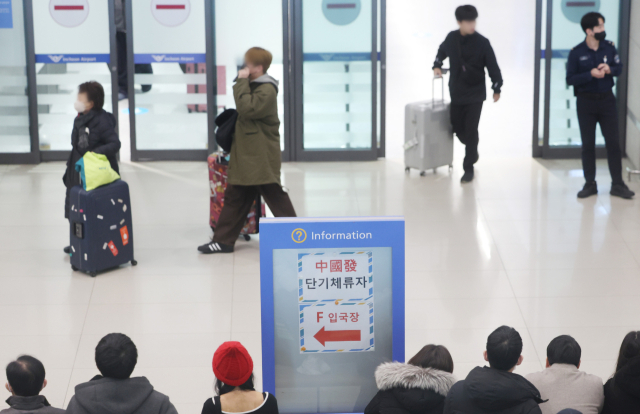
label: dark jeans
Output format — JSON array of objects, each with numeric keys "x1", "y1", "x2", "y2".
[
  {"x1": 576, "y1": 92, "x2": 623, "y2": 185},
  {"x1": 450, "y1": 102, "x2": 483, "y2": 172},
  {"x1": 213, "y1": 183, "x2": 296, "y2": 246}
]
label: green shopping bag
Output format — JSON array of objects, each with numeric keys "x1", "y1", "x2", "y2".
[{"x1": 75, "y1": 152, "x2": 120, "y2": 191}]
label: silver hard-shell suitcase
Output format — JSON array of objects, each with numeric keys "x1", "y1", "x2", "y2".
[{"x1": 404, "y1": 76, "x2": 453, "y2": 176}]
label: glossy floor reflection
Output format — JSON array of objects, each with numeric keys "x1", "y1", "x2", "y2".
[{"x1": 0, "y1": 155, "x2": 639, "y2": 412}]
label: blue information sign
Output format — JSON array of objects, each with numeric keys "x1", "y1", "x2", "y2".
[
  {"x1": 260, "y1": 216, "x2": 405, "y2": 414},
  {"x1": 0, "y1": 0, "x2": 13, "y2": 29}
]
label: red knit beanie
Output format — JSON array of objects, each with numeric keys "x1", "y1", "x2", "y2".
[{"x1": 212, "y1": 341, "x2": 253, "y2": 386}]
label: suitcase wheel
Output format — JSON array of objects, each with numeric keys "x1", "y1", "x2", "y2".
[
  {"x1": 433, "y1": 168, "x2": 437, "y2": 174},
  {"x1": 90, "y1": 272, "x2": 97, "y2": 278},
  {"x1": 71, "y1": 265, "x2": 78, "y2": 271},
  {"x1": 405, "y1": 167, "x2": 410, "y2": 174},
  {"x1": 420, "y1": 171, "x2": 426, "y2": 177},
  {"x1": 243, "y1": 234, "x2": 251, "y2": 241},
  {"x1": 449, "y1": 164, "x2": 453, "y2": 170},
  {"x1": 131, "y1": 260, "x2": 138, "y2": 266}
]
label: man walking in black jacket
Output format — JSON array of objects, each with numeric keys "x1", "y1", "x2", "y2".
[
  {"x1": 443, "y1": 326, "x2": 545, "y2": 414},
  {"x1": 433, "y1": 5, "x2": 503, "y2": 183}
]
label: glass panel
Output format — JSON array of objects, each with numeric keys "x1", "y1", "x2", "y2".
[
  {"x1": 548, "y1": 0, "x2": 620, "y2": 147},
  {"x1": 214, "y1": 0, "x2": 285, "y2": 151},
  {"x1": 537, "y1": 0, "x2": 547, "y2": 147},
  {"x1": 32, "y1": 0, "x2": 112, "y2": 152},
  {"x1": 131, "y1": 0, "x2": 208, "y2": 151},
  {"x1": 302, "y1": 0, "x2": 373, "y2": 150},
  {"x1": 0, "y1": 0, "x2": 30, "y2": 153}
]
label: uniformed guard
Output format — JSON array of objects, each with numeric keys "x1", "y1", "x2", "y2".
[{"x1": 566, "y1": 12, "x2": 634, "y2": 199}]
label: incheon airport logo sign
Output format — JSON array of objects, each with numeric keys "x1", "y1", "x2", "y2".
[{"x1": 291, "y1": 228, "x2": 373, "y2": 243}]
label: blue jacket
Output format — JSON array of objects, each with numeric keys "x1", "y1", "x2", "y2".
[{"x1": 566, "y1": 39, "x2": 622, "y2": 95}]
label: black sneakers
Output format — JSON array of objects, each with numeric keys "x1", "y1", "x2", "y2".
[
  {"x1": 197, "y1": 241, "x2": 234, "y2": 254},
  {"x1": 63, "y1": 246, "x2": 71, "y2": 254},
  {"x1": 577, "y1": 182, "x2": 635, "y2": 199},
  {"x1": 461, "y1": 170, "x2": 474, "y2": 183},
  {"x1": 577, "y1": 182, "x2": 598, "y2": 198},
  {"x1": 610, "y1": 183, "x2": 635, "y2": 199}
]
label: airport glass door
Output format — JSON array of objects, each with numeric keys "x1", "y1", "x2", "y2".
[
  {"x1": 288, "y1": 0, "x2": 382, "y2": 161},
  {"x1": 127, "y1": 0, "x2": 214, "y2": 161},
  {"x1": 533, "y1": 0, "x2": 631, "y2": 158},
  {"x1": 0, "y1": 0, "x2": 38, "y2": 163}
]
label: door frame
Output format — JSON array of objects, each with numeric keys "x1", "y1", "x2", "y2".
[
  {"x1": 285, "y1": 0, "x2": 384, "y2": 162},
  {"x1": 126, "y1": 0, "x2": 214, "y2": 162},
  {"x1": 532, "y1": 0, "x2": 631, "y2": 159}
]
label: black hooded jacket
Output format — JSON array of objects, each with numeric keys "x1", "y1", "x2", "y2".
[
  {"x1": 63, "y1": 109, "x2": 120, "y2": 218},
  {"x1": 602, "y1": 357, "x2": 640, "y2": 414},
  {"x1": 365, "y1": 362, "x2": 456, "y2": 414},
  {"x1": 443, "y1": 367, "x2": 544, "y2": 414},
  {"x1": 433, "y1": 30, "x2": 503, "y2": 105}
]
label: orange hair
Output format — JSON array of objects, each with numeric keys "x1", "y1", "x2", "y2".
[{"x1": 245, "y1": 47, "x2": 272, "y2": 73}]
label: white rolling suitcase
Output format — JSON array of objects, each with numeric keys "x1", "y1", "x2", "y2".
[{"x1": 404, "y1": 76, "x2": 454, "y2": 176}]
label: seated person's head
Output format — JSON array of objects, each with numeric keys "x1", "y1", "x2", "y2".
[
  {"x1": 455, "y1": 5, "x2": 477, "y2": 35},
  {"x1": 244, "y1": 47, "x2": 272, "y2": 80},
  {"x1": 95, "y1": 333, "x2": 138, "y2": 379},
  {"x1": 546, "y1": 335, "x2": 581, "y2": 368},
  {"x1": 5, "y1": 355, "x2": 47, "y2": 397},
  {"x1": 408, "y1": 344, "x2": 454, "y2": 373},
  {"x1": 76, "y1": 81, "x2": 104, "y2": 114},
  {"x1": 212, "y1": 341, "x2": 255, "y2": 395},
  {"x1": 615, "y1": 331, "x2": 640, "y2": 373},
  {"x1": 484, "y1": 326, "x2": 523, "y2": 372}
]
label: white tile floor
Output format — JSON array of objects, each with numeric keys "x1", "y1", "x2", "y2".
[{"x1": 1, "y1": 154, "x2": 640, "y2": 412}]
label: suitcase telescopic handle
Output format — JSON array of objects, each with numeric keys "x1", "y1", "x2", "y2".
[{"x1": 432, "y1": 76, "x2": 445, "y2": 104}]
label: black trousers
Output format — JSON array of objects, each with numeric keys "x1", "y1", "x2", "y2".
[
  {"x1": 213, "y1": 183, "x2": 296, "y2": 246},
  {"x1": 115, "y1": 31, "x2": 153, "y2": 94},
  {"x1": 450, "y1": 102, "x2": 483, "y2": 172},
  {"x1": 576, "y1": 92, "x2": 623, "y2": 185}
]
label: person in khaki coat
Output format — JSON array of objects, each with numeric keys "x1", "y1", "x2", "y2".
[{"x1": 198, "y1": 47, "x2": 296, "y2": 254}]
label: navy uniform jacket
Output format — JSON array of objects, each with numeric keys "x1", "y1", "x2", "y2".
[{"x1": 566, "y1": 39, "x2": 622, "y2": 95}]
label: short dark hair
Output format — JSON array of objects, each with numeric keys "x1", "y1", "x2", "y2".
[
  {"x1": 408, "y1": 344, "x2": 454, "y2": 373},
  {"x1": 547, "y1": 335, "x2": 581, "y2": 367},
  {"x1": 95, "y1": 333, "x2": 138, "y2": 379},
  {"x1": 486, "y1": 326, "x2": 523, "y2": 371},
  {"x1": 455, "y1": 5, "x2": 478, "y2": 22},
  {"x1": 78, "y1": 81, "x2": 105, "y2": 111},
  {"x1": 580, "y1": 12, "x2": 605, "y2": 33},
  {"x1": 6, "y1": 355, "x2": 46, "y2": 397},
  {"x1": 615, "y1": 331, "x2": 640, "y2": 373}
]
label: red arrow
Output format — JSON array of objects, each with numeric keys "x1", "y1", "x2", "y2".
[{"x1": 314, "y1": 326, "x2": 361, "y2": 347}]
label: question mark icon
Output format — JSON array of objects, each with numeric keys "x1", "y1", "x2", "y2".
[{"x1": 292, "y1": 228, "x2": 306, "y2": 243}]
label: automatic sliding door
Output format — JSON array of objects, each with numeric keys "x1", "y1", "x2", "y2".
[
  {"x1": 293, "y1": 0, "x2": 378, "y2": 161},
  {"x1": 534, "y1": 0, "x2": 629, "y2": 158},
  {"x1": 128, "y1": 0, "x2": 212, "y2": 161},
  {"x1": 0, "y1": 0, "x2": 38, "y2": 163}
]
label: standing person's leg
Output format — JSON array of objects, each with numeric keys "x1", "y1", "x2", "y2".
[
  {"x1": 597, "y1": 95, "x2": 623, "y2": 185},
  {"x1": 599, "y1": 94, "x2": 635, "y2": 198},
  {"x1": 198, "y1": 185, "x2": 257, "y2": 252},
  {"x1": 461, "y1": 102, "x2": 483, "y2": 173},
  {"x1": 258, "y1": 184, "x2": 297, "y2": 217},
  {"x1": 116, "y1": 32, "x2": 127, "y2": 98},
  {"x1": 576, "y1": 97, "x2": 599, "y2": 184}
]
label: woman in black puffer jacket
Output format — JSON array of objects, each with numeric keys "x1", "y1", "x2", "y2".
[
  {"x1": 63, "y1": 81, "x2": 120, "y2": 253},
  {"x1": 365, "y1": 345, "x2": 456, "y2": 414}
]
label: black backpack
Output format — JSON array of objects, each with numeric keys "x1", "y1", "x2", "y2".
[{"x1": 214, "y1": 108, "x2": 238, "y2": 153}]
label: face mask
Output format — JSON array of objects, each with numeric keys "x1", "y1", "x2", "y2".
[
  {"x1": 594, "y1": 31, "x2": 606, "y2": 41},
  {"x1": 74, "y1": 100, "x2": 86, "y2": 113}
]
